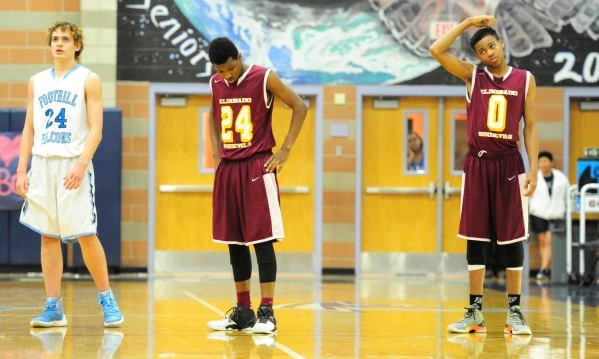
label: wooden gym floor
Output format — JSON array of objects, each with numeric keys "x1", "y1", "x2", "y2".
[{"x1": 0, "y1": 272, "x2": 598, "y2": 358}]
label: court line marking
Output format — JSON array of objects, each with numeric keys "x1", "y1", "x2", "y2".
[
  {"x1": 0, "y1": 306, "x2": 42, "y2": 311},
  {"x1": 182, "y1": 290, "x2": 306, "y2": 359}
]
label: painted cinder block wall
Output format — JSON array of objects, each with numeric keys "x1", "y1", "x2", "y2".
[{"x1": 0, "y1": 0, "x2": 148, "y2": 267}]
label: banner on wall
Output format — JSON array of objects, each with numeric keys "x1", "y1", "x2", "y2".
[
  {"x1": 118, "y1": 0, "x2": 599, "y2": 86},
  {"x1": 0, "y1": 132, "x2": 25, "y2": 211}
]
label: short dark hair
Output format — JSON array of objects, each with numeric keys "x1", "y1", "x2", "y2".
[
  {"x1": 538, "y1": 150, "x2": 553, "y2": 161},
  {"x1": 469, "y1": 27, "x2": 500, "y2": 51},
  {"x1": 208, "y1": 37, "x2": 239, "y2": 65}
]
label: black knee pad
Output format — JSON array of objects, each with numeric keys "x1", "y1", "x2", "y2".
[
  {"x1": 254, "y1": 241, "x2": 277, "y2": 283},
  {"x1": 503, "y1": 241, "x2": 524, "y2": 268},
  {"x1": 254, "y1": 241, "x2": 276, "y2": 264},
  {"x1": 467, "y1": 240, "x2": 487, "y2": 265},
  {"x1": 228, "y1": 244, "x2": 252, "y2": 282}
]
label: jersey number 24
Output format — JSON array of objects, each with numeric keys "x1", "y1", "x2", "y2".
[
  {"x1": 221, "y1": 105, "x2": 253, "y2": 143},
  {"x1": 45, "y1": 108, "x2": 67, "y2": 129}
]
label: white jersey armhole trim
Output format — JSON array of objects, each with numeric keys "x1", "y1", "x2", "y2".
[
  {"x1": 264, "y1": 68, "x2": 272, "y2": 109},
  {"x1": 237, "y1": 64, "x2": 253, "y2": 85},
  {"x1": 466, "y1": 66, "x2": 476, "y2": 103},
  {"x1": 525, "y1": 71, "x2": 530, "y2": 100},
  {"x1": 503, "y1": 66, "x2": 513, "y2": 80}
]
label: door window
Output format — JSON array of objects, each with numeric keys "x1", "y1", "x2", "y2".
[
  {"x1": 451, "y1": 110, "x2": 468, "y2": 174},
  {"x1": 405, "y1": 110, "x2": 428, "y2": 175}
]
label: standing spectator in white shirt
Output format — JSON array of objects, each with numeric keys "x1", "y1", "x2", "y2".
[{"x1": 529, "y1": 151, "x2": 570, "y2": 280}]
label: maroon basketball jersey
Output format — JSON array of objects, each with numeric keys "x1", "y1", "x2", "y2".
[
  {"x1": 467, "y1": 67, "x2": 530, "y2": 155},
  {"x1": 210, "y1": 65, "x2": 275, "y2": 160}
]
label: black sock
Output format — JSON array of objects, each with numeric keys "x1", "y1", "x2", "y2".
[
  {"x1": 470, "y1": 294, "x2": 483, "y2": 310},
  {"x1": 508, "y1": 294, "x2": 521, "y2": 308}
]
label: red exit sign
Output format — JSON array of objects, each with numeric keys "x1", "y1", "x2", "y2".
[{"x1": 429, "y1": 21, "x2": 458, "y2": 39}]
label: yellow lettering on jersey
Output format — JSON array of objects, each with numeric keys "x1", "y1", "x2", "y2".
[{"x1": 220, "y1": 104, "x2": 254, "y2": 144}]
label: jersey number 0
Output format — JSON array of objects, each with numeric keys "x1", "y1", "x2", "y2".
[
  {"x1": 221, "y1": 105, "x2": 254, "y2": 143},
  {"x1": 486, "y1": 94, "x2": 507, "y2": 132}
]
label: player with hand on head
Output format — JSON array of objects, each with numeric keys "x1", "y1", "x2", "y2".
[{"x1": 430, "y1": 15, "x2": 538, "y2": 335}]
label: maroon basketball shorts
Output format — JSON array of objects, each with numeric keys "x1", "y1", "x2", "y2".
[
  {"x1": 458, "y1": 149, "x2": 528, "y2": 244},
  {"x1": 212, "y1": 151, "x2": 284, "y2": 245}
]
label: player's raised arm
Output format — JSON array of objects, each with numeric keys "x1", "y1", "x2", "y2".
[
  {"x1": 263, "y1": 70, "x2": 307, "y2": 173},
  {"x1": 429, "y1": 15, "x2": 495, "y2": 84}
]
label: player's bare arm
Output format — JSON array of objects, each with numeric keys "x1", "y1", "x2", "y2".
[
  {"x1": 15, "y1": 76, "x2": 36, "y2": 197},
  {"x1": 429, "y1": 15, "x2": 495, "y2": 86},
  {"x1": 522, "y1": 73, "x2": 539, "y2": 197},
  {"x1": 208, "y1": 99, "x2": 222, "y2": 169},
  {"x1": 64, "y1": 72, "x2": 103, "y2": 190},
  {"x1": 263, "y1": 70, "x2": 307, "y2": 173}
]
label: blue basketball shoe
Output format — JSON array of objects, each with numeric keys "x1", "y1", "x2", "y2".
[
  {"x1": 98, "y1": 289, "x2": 124, "y2": 327},
  {"x1": 30, "y1": 297, "x2": 67, "y2": 328}
]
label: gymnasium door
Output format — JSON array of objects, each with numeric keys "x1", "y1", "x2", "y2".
[
  {"x1": 569, "y1": 98, "x2": 599, "y2": 181},
  {"x1": 360, "y1": 96, "x2": 467, "y2": 274},
  {"x1": 155, "y1": 95, "x2": 315, "y2": 260}
]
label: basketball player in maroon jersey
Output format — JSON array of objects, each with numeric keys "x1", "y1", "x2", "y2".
[
  {"x1": 430, "y1": 15, "x2": 539, "y2": 336},
  {"x1": 205, "y1": 37, "x2": 307, "y2": 334}
]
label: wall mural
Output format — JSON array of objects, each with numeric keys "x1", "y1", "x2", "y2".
[
  {"x1": 0, "y1": 132, "x2": 24, "y2": 211},
  {"x1": 118, "y1": 0, "x2": 599, "y2": 86}
]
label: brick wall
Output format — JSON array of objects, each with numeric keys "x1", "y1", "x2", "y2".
[
  {"x1": 535, "y1": 88, "x2": 565, "y2": 170},
  {"x1": 117, "y1": 82, "x2": 150, "y2": 267},
  {"x1": 0, "y1": 0, "x2": 74, "y2": 108},
  {"x1": 528, "y1": 87, "x2": 566, "y2": 272},
  {"x1": 322, "y1": 86, "x2": 357, "y2": 270},
  {"x1": 0, "y1": 1, "x2": 118, "y2": 106},
  {"x1": 0, "y1": 0, "x2": 148, "y2": 267}
]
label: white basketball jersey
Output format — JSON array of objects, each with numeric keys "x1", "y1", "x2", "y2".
[{"x1": 31, "y1": 65, "x2": 91, "y2": 157}]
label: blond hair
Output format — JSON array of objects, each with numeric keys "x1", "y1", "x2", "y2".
[{"x1": 46, "y1": 21, "x2": 84, "y2": 61}]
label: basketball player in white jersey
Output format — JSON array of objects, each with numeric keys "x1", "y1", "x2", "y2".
[{"x1": 15, "y1": 21, "x2": 124, "y2": 328}]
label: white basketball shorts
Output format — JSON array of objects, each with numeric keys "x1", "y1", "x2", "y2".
[{"x1": 19, "y1": 155, "x2": 98, "y2": 243}]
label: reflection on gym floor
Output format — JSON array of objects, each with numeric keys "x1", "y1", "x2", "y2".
[{"x1": 0, "y1": 273, "x2": 598, "y2": 358}]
